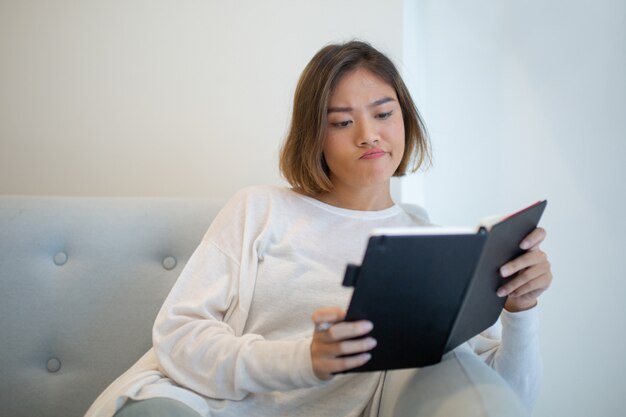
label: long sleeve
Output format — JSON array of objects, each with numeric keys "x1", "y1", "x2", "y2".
[
  {"x1": 468, "y1": 307, "x2": 543, "y2": 411},
  {"x1": 152, "y1": 192, "x2": 325, "y2": 401}
]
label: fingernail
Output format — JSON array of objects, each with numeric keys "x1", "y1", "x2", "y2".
[
  {"x1": 500, "y1": 266, "x2": 511, "y2": 277},
  {"x1": 362, "y1": 321, "x2": 373, "y2": 332},
  {"x1": 520, "y1": 240, "x2": 531, "y2": 250},
  {"x1": 315, "y1": 322, "x2": 332, "y2": 332},
  {"x1": 497, "y1": 288, "x2": 508, "y2": 297},
  {"x1": 367, "y1": 338, "x2": 377, "y2": 349}
]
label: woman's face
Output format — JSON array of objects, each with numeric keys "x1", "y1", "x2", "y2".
[{"x1": 323, "y1": 68, "x2": 405, "y2": 191}]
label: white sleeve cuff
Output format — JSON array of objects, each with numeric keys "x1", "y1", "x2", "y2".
[
  {"x1": 500, "y1": 304, "x2": 540, "y2": 350},
  {"x1": 238, "y1": 337, "x2": 328, "y2": 392}
]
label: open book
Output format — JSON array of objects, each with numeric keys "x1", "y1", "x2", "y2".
[{"x1": 341, "y1": 200, "x2": 547, "y2": 373}]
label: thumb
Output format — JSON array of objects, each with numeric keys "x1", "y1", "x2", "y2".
[{"x1": 311, "y1": 307, "x2": 346, "y2": 325}]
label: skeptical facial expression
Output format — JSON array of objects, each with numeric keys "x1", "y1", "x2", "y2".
[{"x1": 323, "y1": 68, "x2": 405, "y2": 191}]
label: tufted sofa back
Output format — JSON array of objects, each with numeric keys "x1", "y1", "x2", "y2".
[{"x1": 0, "y1": 197, "x2": 225, "y2": 417}]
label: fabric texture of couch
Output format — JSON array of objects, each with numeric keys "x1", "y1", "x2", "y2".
[{"x1": 0, "y1": 196, "x2": 224, "y2": 417}]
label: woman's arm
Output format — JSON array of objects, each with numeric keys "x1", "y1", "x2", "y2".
[
  {"x1": 153, "y1": 238, "x2": 325, "y2": 401},
  {"x1": 152, "y1": 189, "x2": 333, "y2": 401},
  {"x1": 469, "y1": 308, "x2": 542, "y2": 410}
]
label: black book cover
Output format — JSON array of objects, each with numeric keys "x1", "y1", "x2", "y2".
[{"x1": 341, "y1": 200, "x2": 547, "y2": 373}]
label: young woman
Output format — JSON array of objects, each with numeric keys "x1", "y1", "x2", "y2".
[{"x1": 86, "y1": 41, "x2": 552, "y2": 417}]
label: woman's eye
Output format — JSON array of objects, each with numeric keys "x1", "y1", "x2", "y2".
[
  {"x1": 376, "y1": 111, "x2": 393, "y2": 120},
  {"x1": 331, "y1": 120, "x2": 352, "y2": 128}
]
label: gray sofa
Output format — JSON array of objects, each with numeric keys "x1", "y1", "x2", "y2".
[
  {"x1": 0, "y1": 196, "x2": 525, "y2": 417},
  {"x1": 0, "y1": 196, "x2": 224, "y2": 417}
]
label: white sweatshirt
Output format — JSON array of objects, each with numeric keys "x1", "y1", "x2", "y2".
[{"x1": 85, "y1": 185, "x2": 541, "y2": 417}]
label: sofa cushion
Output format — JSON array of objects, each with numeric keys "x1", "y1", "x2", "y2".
[{"x1": 0, "y1": 197, "x2": 224, "y2": 417}]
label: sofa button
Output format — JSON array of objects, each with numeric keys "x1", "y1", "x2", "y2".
[
  {"x1": 162, "y1": 256, "x2": 177, "y2": 270},
  {"x1": 53, "y1": 252, "x2": 68, "y2": 266},
  {"x1": 47, "y1": 358, "x2": 61, "y2": 373}
]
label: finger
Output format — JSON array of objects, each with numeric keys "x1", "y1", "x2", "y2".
[
  {"x1": 312, "y1": 337, "x2": 375, "y2": 379},
  {"x1": 516, "y1": 287, "x2": 548, "y2": 300},
  {"x1": 311, "y1": 307, "x2": 345, "y2": 325},
  {"x1": 500, "y1": 250, "x2": 548, "y2": 278},
  {"x1": 312, "y1": 307, "x2": 346, "y2": 334},
  {"x1": 334, "y1": 352, "x2": 372, "y2": 373},
  {"x1": 314, "y1": 320, "x2": 372, "y2": 345},
  {"x1": 320, "y1": 352, "x2": 373, "y2": 377},
  {"x1": 508, "y1": 270, "x2": 553, "y2": 298},
  {"x1": 325, "y1": 320, "x2": 373, "y2": 341},
  {"x1": 508, "y1": 282, "x2": 548, "y2": 300},
  {"x1": 519, "y1": 227, "x2": 547, "y2": 250},
  {"x1": 498, "y1": 264, "x2": 551, "y2": 297},
  {"x1": 317, "y1": 337, "x2": 377, "y2": 358}
]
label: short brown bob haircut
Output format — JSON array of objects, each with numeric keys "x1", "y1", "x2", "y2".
[{"x1": 279, "y1": 40, "x2": 431, "y2": 196}]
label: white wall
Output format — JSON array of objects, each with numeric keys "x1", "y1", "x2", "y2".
[
  {"x1": 0, "y1": 0, "x2": 405, "y2": 199},
  {"x1": 405, "y1": 1, "x2": 626, "y2": 415}
]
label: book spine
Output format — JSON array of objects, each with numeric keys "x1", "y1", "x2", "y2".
[{"x1": 442, "y1": 236, "x2": 489, "y2": 353}]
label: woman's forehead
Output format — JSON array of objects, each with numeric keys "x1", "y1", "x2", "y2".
[{"x1": 329, "y1": 68, "x2": 397, "y2": 106}]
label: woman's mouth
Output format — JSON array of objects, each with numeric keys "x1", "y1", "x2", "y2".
[{"x1": 360, "y1": 149, "x2": 387, "y2": 160}]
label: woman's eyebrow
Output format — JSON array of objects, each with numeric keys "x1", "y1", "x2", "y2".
[
  {"x1": 370, "y1": 96, "x2": 395, "y2": 107},
  {"x1": 327, "y1": 106, "x2": 352, "y2": 114},
  {"x1": 327, "y1": 96, "x2": 396, "y2": 114}
]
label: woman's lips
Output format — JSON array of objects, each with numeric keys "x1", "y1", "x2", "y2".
[{"x1": 360, "y1": 149, "x2": 387, "y2": 160}]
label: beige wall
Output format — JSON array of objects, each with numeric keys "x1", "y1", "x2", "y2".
[{"x1": 0, "y1": 0, "x2": 407, "y2": 199}]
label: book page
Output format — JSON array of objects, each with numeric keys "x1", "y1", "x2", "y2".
[
  {"x1": 370, "y1": 226, "x2": 477, "y2": 236},
  {"x1": 477, "y1": 214, "x2": 506, "y2": 231}
]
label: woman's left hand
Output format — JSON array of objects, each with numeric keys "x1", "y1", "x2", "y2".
[{"x1": 497, "y1": 227, "x2": 553, "y2": 312}]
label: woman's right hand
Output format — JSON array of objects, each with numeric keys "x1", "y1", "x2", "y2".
[{"x1": 310, "y1": 307, "x2": 377, "y2": 380}]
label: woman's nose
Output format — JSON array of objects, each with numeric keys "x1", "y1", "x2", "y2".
[
  {"x1": 359, "y1": 137, "x2": 379, "y2": 146},
  {"x1": 356, "y1": 120, "x2": 380, "y2": 146}
]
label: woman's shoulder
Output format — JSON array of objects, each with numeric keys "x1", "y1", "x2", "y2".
[
  {"x1": 204, "y1": 185, "x2": 293, "y2": 242},
  {"x1": 227, "y1": 184, "x2": 294, "y2": 206},
  {"x1": 398, "y1": 203, "x2": 431, "y2": 226},
  {"x1": 217, "y1": 184, "x2": 300, "y2": 221}
]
